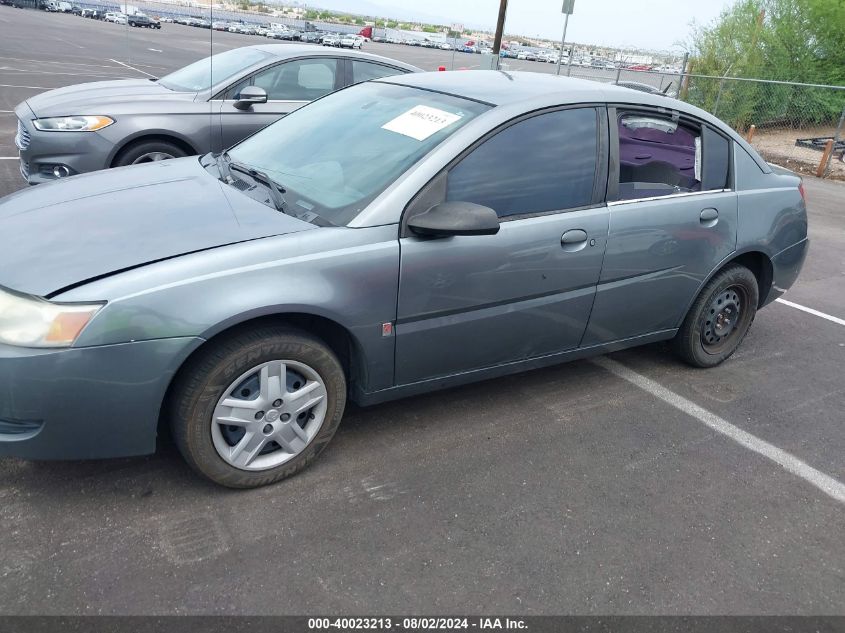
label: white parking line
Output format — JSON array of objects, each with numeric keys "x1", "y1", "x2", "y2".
[
  {"x1": 592, "y1": 356, "x2": 845, "y2": 504},
  {"x1": 0, "y1": 56, "x2": 157, "y2": 70},
  {"x1": 0, "y1": 66, "x2": 127, "y2": 78},
  {"x1": 0, "y1": 157, "x2": 19, "y2": 160},
  {"x1": 0, "y1": 83, "x2": 52, "y2": 90},
  {"x1": 776, "y1": 298, "x2": 845, "y2": 327},
  {"x1": 107, "y1": 58, "x2": 157, "y2": 78}
]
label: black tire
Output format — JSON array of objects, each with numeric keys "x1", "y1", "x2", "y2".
[
  {"x1": 169, "y1": 326, "x2": 347, "y2": 488},
  {"x1": 113, "y1": 139, "x2": 188, "y2": 167},
  {"x1": 673, "y1": 265, "x2": 759, "y2": 368}
]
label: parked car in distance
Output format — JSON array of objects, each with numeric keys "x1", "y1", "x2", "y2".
[
  {"x1": 128, "y1": 13, "x2": 160, "y2": 28},
  {"x1": 321, "y1": 33, "x2": 341, "y2": 47},
  {"x1": 158, "y1": 16, "x2": 173, "y2": 22},
  {"x1": 104, "y1": 11, "x2": 126, "y2": 23},
  {"x1": 1, "y1": 72, "x2": 808, "y2": 488},
  {"x1": 340, "y1": 34, "x2": 363, "y2": 49},
  {"x1": 14, "y1": 45, "x2": 420, "y2": 184},
  {"x1": 270, "y1": 29, "x2": 299, "y2": 40}
]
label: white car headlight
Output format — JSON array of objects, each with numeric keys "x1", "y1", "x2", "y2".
[
  {"x1": 32, "y1": 115, "x2": 115, "y2": 132},
  {"x1": 0, "y1": 288, "x2": 103, "y2": 348}
]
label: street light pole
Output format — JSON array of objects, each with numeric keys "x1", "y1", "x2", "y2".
[{"x1": 555, "y1": 12, "x2": 569, "y2": 76}]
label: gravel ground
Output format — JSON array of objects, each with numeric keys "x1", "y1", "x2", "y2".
[{"x1": 751, "y1": 127, "x2": 845, "y2": 180}]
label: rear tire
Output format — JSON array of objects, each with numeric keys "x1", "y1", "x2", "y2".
[
  {"x1": 113, "y1": 139, "x2": 188, "y2": 167},
  {"x1": 673, "y1": 265, "x2": 758, "y2": 368},
  {"x1": 169, "y1": 326, "x2": 347, "y2": 488}
]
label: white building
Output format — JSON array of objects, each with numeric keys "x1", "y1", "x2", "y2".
[{"x1": 614, "y1": 52, "x2": 654, "y2": 65}]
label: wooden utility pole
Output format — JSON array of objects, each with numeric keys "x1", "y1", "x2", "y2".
[{"x1": 491, "y1": 0, "x2": 508, "y2": 55}]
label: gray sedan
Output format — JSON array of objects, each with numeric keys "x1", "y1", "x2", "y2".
[
  {"x1": 0, "y1": 72, "x2": 808, "y2": 488},
  {"x1": 14, "y1": 44, "x2": 419, "y2": 184}
]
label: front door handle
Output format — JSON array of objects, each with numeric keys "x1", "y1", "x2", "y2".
[
  {"x1": 561, "y1": 229, "x2": 588, "y2": 252},
  {"x1": 700, "y1": 208, "x2": 719, "y2": 225}
]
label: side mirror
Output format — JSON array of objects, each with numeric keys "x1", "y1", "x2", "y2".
[
  {"x1": 408, "y1": 201, "x2": 500, "y2": 237},
  {"x1": 233, "y1": 85, "x2": 268, "y2": 110}
]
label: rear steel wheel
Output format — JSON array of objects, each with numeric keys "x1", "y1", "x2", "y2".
[
  {"x1": 673, "y1": 265, "x2": 758, "y2": 368},
  {"x1": 700, "y1": 285, "x2": 747, "y2": 354}
]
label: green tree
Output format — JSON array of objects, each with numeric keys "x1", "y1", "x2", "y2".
[{"x1": 687, "y1": 0, "x2": 845, "y2": 127}]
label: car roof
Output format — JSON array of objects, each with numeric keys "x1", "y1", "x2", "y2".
[
  {"x1": 377, "y1": 70, "x2": 771, "y2": 173},
  {"x1": 250, "y1": 44, "x2": 421, "y2": 72},
  {"x1": 379, "y1": 70, "x2": 660, "y2": 106}
]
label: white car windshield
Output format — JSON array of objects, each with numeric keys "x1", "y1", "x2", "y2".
[{"x1": 226, "y1": 82, "x2": 490, "y2": 226}]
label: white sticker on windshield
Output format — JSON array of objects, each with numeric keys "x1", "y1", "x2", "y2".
[{"x1": 382, "y1": 105, "x2": 462, "y2": 141}]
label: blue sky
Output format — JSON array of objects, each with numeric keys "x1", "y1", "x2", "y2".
[{"x1": 308, "y1": 0, "x2": 735, "y2": 50}]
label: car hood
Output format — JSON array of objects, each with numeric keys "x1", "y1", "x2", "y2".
[
  {"x1": 24, "y1": 79, "x2": 195, "y2": 117},
  {"x1": 0, "y1": 157, "x2": 316, "y2": 297}
]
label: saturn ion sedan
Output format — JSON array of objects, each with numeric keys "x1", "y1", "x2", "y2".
[
  {"x1": 14, "y1": 44, "x2": 419, "y2": 184},
  {"x1": 0, "y1": 72, "x2": 807, "y2": 488}
]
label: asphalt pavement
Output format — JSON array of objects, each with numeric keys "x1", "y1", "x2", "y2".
[{"x1": 0, "y1": 6, "x2": 843, "y2": 616}]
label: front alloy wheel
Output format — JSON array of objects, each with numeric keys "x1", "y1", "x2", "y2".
[
  {"x1": 170, "y1": 326, "x2": 346, "y2": 488},
  {"x1": 211, "y1": 360, "x2": 328, "y2": 470}
]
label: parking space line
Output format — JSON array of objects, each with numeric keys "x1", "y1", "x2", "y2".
[
  {"x1": 0, "y1": 83, "x2": 52, "y2": 90},
  {"x1": 107, "y1": 58, "x2": 157, "y2": 78},
  {"x1": 776, "y1": 298, "x2": 845, "y2": 326},
  {"x1": 591, "y1": 356, "x2": 845, "y2": 504},
  {"x1": 0, "y1": 66, "x2": 128, "y2": 78},
  {"x1": 0, "y1": 157, "x2": 19, "y2": 160}
]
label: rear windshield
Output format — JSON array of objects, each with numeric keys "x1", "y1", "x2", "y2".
[{"x1": 158, "y1": 48, "x2": 271, "y2": 92}]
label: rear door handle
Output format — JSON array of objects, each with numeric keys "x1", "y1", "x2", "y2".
[
  {"x1": 700, "y1": 208, "x2": 719, "y2": 224},
  {"x1": 561, "y1": 229, "x2": 588, "y2": 252}
]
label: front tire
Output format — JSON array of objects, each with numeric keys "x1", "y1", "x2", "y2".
[
  {"x1": 170, "y1": 326, "x2": 347, "y2": 488},
  {"x1": 113, "y1": 139, "x2": 188, "y2": 167},
  {"x1": 673, "y1": 265, "x2": 758, "y2": 368}
]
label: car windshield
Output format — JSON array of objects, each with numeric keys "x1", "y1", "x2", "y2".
[
  {"x1": 225, "y1": 82, "x2": 490, "y2": 226},
  {"x1": 157, "y1": 48, "x2": 271, "y2": 92}
]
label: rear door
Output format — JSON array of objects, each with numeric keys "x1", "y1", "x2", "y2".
[
  {"x1": 216, "y1": 57, "x2": 342, "y2": 150},
  {"x1": 395, "y1": 106, "x2": 610, "y2": 385},
  {"x1": 582, "y1": 107, "x2": 736, "y2": 345}
]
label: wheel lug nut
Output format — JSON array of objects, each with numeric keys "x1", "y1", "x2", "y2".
[
  {"x1": 262, "y1": 424, "x2": 273, "y2": 434},
  {"x1": 255, "y1": 411, "x2": 265, "y2": 420},
  {"x1": 281, "y1": 413, "x2": 291, "y2": 422},
  {"x1": 273, "y1": 399, "x2": 283, "y2": 407}
]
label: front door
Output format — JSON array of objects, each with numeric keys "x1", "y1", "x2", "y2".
[
  {"x1": 215, "y1": 57, "x2": 341, "y2": 151},
  {"x1": 582, "y1": 108, "x2": 737, "y2": 345},
  {"x1": 395, "y1": 107, "x2": 610, "y2": 385}
]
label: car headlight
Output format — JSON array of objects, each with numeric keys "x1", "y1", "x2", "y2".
[
  {"x1": 32, "y1": 115, "x2": 114, "y2": 132},
  {"x1": 0, "y1": 288, "x2": 103, "y2": 348}
]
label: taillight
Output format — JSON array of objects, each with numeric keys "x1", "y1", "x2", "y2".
[{"x1": 798, "y1": 182, "x2": 806, "y2": 203}]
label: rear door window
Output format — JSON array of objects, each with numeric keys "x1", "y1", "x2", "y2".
[{"x1": 615, "y1": 112, "x2": 701, "y2": 200}]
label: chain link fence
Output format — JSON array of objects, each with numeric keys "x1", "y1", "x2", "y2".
[{"x1": 551, "y1": 65, "x2": 845, "y2": 179}]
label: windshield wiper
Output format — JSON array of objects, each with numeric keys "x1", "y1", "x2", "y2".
[{"x1": 218, "y1": 152, "x2": 292, "y2": 216}]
